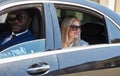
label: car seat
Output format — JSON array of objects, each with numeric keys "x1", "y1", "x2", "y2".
[
  {"x1": 28, "y1": 8, "x2": 45, "y2": 39},
  {"x1": 0, "y1": 23, "x2": 11, "y2": 34},
  {"x1": 81, "y1": 22, "x2": 107, "y2": 45}
]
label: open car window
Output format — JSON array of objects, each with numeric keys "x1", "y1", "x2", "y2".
[
  {"x1": 55, "y1": 4, "x2": 109, "y2": 47},
  {"x1": 0, "y1": 4, "x2": 46, "y2": 58}
]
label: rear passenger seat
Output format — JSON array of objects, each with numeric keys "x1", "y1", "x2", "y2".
[
  {"x1": 0, "y1": 23, "x2": 11, "y2": 34},
  {"x1": 81, "y1": 22, "x2": 107, "y2": 45}
]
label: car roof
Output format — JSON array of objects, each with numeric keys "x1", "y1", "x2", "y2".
[{"x1": 0, "y1": 0, "x2": 120, "y2": 26}]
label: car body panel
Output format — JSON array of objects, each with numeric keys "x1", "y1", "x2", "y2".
[
  {"x1": 44, "y1": 3, "x2": 54, "y2": 50},
  {"x1": 1, "y1": 44, "x2": 120, "y2": 76},
  {"x1": 61, "y1": 68, "x2": 120, "y2": 76},
  {"x1": 57, "y1": 44, "x2": 120, "y2": 76},
  {"x1": 48, "y1": 3, "x2": 62, "y2": 49},
  {"x1": 0, "y1": 51, "x2": 59, "y2": 76}
]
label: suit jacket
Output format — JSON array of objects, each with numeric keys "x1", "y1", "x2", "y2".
[{"x1": 0, "y1": 30, "x2": 36, "y2": 51}]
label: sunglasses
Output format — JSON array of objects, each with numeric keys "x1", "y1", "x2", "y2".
[
  {"x1": 70, "y1": 25, "x2": 81, "y2": 31},
  {"x1": 7, "y1": 14, "x2": 28, "y2": 22}
]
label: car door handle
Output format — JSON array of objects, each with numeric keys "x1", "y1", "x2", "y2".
[{"x1": 27, "y1": 62, "x2": 50, "y2": 75}]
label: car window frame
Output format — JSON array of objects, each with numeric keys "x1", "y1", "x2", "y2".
[
  {"x1": 105, "y1": 17, "x2": 120, "y2": 43},
  {"x1": 54, "y1": 3, "x2": 109, "y2": 47},
  {"x1": 49, "y1": 3, "x2": 62, "y2": 50},
  {"x1": 0, "y1": 3, "x2": 55, "y2": 58}
]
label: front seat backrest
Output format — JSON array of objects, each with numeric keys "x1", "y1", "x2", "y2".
[{"x1": 81, "y1": 22, "x2": 106, "y2": 44}]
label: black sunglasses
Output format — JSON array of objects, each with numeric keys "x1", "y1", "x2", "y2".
[
  {"x1": 70, "y1": 25, "x2": 81, "y2": 31},
  {"x1": 7, "y1": 14, "x2": 28, "y2": 22}
]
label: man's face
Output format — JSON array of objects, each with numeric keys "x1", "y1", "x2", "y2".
[{"x1": 7, "y1": 10, "x2": 31, "y2": 34}]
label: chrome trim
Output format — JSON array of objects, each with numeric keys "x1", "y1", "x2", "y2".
[
  {"x1": 27, "y1": 64, "x2": 50, "y2": 75},
  {"x1": 1, "y1": 43, "x2": 120, "y2": 64}
]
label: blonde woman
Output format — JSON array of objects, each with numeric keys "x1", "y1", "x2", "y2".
[{"x1": 61, "y1": 15, "x2": 88, "y2": 48}]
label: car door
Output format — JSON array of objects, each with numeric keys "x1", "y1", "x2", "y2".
[
  {"x1": 53, "y1": 1, "x2": 120, "y2": 76},
  {"x1": 0, "y1": 2, "x2": 59, "y2": 76}
]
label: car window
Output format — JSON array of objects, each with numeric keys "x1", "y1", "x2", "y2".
[
  {"x1": 55, "y1": 4, "x2": 108, "y2": 48},
  {"x1": 0, "y1": 14, "x2": 7, "y2": 23},
  {"x1": 105, "y1": 17, "x2": 120, "y2": 43},
  {"x1": 0, "y1": 4, "x2": 46, "y2": 58},
  {"x1": 0, "y1": 39, "x2": 45, "y2": 58}
]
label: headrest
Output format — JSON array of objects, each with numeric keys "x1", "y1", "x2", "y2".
[{"x1": 81, "y1": 22, "x2": 104, "y2": 36}]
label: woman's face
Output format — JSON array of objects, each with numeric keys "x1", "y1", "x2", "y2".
[
  {"x1": 8, "y1": 10, "x2": 30, "y2": 34},
  {"x1": 68, "y1": 20, "x2": 81, "y2": 39}
]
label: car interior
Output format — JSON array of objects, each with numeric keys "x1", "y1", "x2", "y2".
[
  {"x1": 56, "y1": 7, "x2": 108, "y2": 45},
  {"x1": 81, "y1": 22, "x2": 107, "y2": 44},
  {"x1": 28, "y1": 8, "x2": 45, "y2": 39},
  {"x1": 0, "y1": 7, "x2": 45, "y2": 39}
]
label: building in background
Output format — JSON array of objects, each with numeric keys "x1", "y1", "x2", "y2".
[{"x1": 91, "y1": 0, "x2": 120, "y2": 15}]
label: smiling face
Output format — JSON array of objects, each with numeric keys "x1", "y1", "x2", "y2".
[
  {"x1": 68, "y1": 20, "x2": 81, "y2": 39},
  {"x1": 7, "y1": 10, "x2": 31, "y2": 34}
]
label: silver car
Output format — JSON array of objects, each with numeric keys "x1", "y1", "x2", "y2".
[{"x1": 0, "y1": 0, "x2": 120, "y2": 76}]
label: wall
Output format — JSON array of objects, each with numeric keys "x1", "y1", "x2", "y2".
[{"x1": 91, "y1": 0, "x2": 120, "y2": 15}]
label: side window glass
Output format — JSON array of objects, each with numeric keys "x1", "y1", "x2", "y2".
[
  {"x1": 0, "y1": 39, "x2": 45, "y2": 58},
  {"x1": 105, "y1": 17, "x2": 120, "y2": 43},
  {"x1": 0, "y1": 5, "x2": 45, "y2": 58},
  {"x1": 55, "y1": 4, "x2": 108, "y2": 48}
]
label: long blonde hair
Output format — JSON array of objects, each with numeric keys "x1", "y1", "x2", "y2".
[{"x1": 61, "y1": 15, "x2": 80, "y2": 48}]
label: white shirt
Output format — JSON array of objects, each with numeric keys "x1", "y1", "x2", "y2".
[{"x1": 1, "y1": 29, "x2": 28, "y2": 45}]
